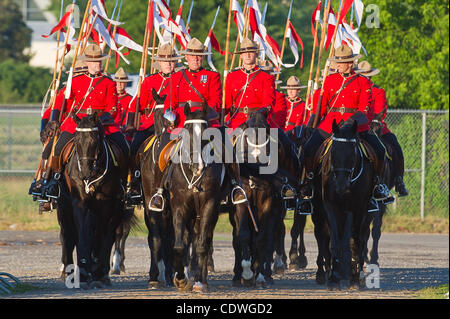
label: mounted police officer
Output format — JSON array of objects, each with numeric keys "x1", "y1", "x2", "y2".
[
  {"x1": 355, "y1": 61, "x2": 409, "y2": 198},
  {"x1": 299, "y1": 45, "x2": 391, "y2": 214},
  {"x1": 280, "y1": 76, "x2": 307, "y2": 132},
  {"x1": 125, "y1": 43, "x2": 180, "y2": 206},
  {"x1": 29, "y1": 43, "x2": 129, "y2": 204}
]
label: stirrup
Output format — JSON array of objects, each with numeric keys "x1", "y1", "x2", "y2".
[
  {"x1": 383, "y1": 195, "x2": 395, "y2": 205},
  {"x1": 231, "y1": 185, "x2": 248, "y2": 205},
  {"x1": 281, "y1": 184, "x2": 296, "y2": 200},
  {"x1": 368, "y1": 198, "x2": 379, "y2": 214},
  {"x1": 297, "y1": 198, "x2": 313, "y2": 215},
  {"x1": 149, "y1": 190, "x2": 165, "y2": 212},
  {"x1": 45, "y1": 173, "x2": 61, "y2": 200},
  {"x1": 372, "y1": 183, "x2": 390, "y2": 202}
]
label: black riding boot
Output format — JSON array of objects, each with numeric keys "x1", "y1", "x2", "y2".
[
  {"x1": 297, "y1": 157, "x2": 315, "y2": 215},
  {"x1": 394, "y1": 176, "x2": 409, "y2": 197}
]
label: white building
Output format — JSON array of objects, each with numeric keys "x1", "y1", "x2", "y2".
[{"x1": 15, "y1": 0, "x2": 59, "y2": 68}]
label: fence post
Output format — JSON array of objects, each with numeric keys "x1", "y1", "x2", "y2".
[
  {"x1": 8, "y1": 111, "x2": 12, "y2": 171},
  {"x1": 420, "y1": 111, "x2": 426, "y2": 221}
]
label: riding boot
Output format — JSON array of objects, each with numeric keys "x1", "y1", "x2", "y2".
[
  {"x1": 229, "y1": 163, "x2": 248, "y2": 205},
  {"x1": 372, "y1": 175, "x2": 391, "y2": 202},
  {"x1": 298, "y1": 157, "x2": 315, "y2": 215},
  {"x1": 126, "y1": 156, "x2": 143, "y2": 206},
  {"x1": 29, "y1": 159, "x2": 48, "y2": 198},
  {"x1": 394, "y1": 176, "x2": 409, "y2": 197},
  {"x1": 367, "y1": 198, "x2": 379, "y2": 214}
]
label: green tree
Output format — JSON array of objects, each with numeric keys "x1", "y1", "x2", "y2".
[
  {"x1": 359, "y1": 0, "x2": 449, "y2": 110},
  {"x1": 0, "y1": 0, "x2": 33, "y2": 63}
]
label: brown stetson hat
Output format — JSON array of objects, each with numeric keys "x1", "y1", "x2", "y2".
[
  {"x1": 114, "y1": 67, "x2": 132, "y2": 83},
  {"x1": 235, "y1": 38, "x2": 262, "y2": 54},
  {"x1": 180, "y1": 38, "x2": 211, "y2": 56},
  {"x1": 354, "y1": 61, "x2": 380, "y2": 77},
  {"x1": 65, "y1": 59, "x2": 88, "y2": 74},
  {"x1": 327, "y1": 44, "x2": 361, "y2": 63},
  {"x1": 152, "y1": 43, "x2": 182, "y2": 61},
  {"x1": 280, "y1": 76, "x2": 307, "y2": 90},
  {"x1": 79, "y1": 43, "x2": 109, "y2": 62}
]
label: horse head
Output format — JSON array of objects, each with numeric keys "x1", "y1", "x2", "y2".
[
  {"x1": 73, "y1": 112, "x2": 105, "y2": 181},
  {"x1": 329, "y1": 118, "x2": 360, "y2": 196},
  {"x1": 180, "y1": 102, "x2": 210, "y2": 174},
  {"x1": 151, "y1": 88, "x2": 171, "y2": 136}
]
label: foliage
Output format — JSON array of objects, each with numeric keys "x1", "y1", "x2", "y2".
[
  {"x1": 0, "y1": 0, "x2": 33, "y2": 63},
  {"x1": 0, "y1": 60, "x2": 53, "y2": 104}
]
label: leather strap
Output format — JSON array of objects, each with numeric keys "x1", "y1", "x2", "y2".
[{"x1": 181, "y1": 70, "x2": 207, "y2": 104}]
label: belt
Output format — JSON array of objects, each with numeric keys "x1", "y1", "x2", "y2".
[
  {"x1": 234, "y1": 106, "x2": 261, "y2": 114},
  {"x1": 329, "y1": 107, "x2": 358, "y2": 115},
  {"x1": 178, "y1": 101, "x2": 204, "y2": 108},
  {"x1": 286, "y1": 121, "x2": 296, "y2": 126},
  {"x1": 74, "y1": 108, "x2": 105, "y2": 116}
]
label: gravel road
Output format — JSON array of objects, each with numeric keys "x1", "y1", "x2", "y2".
[{"x1": 0, "y1": 230, "x2": 448, "y2": 300}]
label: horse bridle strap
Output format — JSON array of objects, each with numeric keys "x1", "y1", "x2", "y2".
[
  {"x1": 76, "y1": 127, "x2": 99, "y2": 132},
  {"x1": 184, "y1": 119, "x2": 208, "y2": 125},
  {"x1": 331, "y1": 136, "x2": 357, "y2": 143}
]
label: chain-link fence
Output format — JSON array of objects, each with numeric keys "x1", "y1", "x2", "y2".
[{"x1": 0, "y1": 106, "x2": 448, "y2": 219}]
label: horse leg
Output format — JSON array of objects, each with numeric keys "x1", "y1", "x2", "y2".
[
  {"x1": 324, "y1": 204, "x2": 343, "y2": 290},
  {"x1": 289, "y1": 211, "x2": 300, "y2": 269},
  {"x1": 297, "y1": 214, "x2": 308, "y2": 269},
  {"x1": 237, "y1": 204, "x2": 254, "y2": 287},
  {"x1": 57, "y1": 201, "x2": 75, "y2": 281},
  {"x1": 370, "y1": 205, "x2": 384, "y2": 266},
  {"x1": 119, "y1": 217, "x2": 131, "y2": 273},
  {"x1": 172, "y1": 208, "x2": 192, "y2": 291},
  {"x1": 192, "y1": 204, "x2": 219, "y2": 293},
  {"x1": 272, "y1": 206, "x2": 286, "y2": 276},
  {"x1": 229, "y1": 208, "x2": 243, "y2": 286},
  {"x1": 111, "y1": 224, "x2": 123, "y2": 275},
  {"x1": 145, "y1": 209, "x2": 165, "y2": 288},
  {"x1": 339, "y1": 210, "x2": 353, "y2": 290},
  {"x1": 72, "y1": 200, "x2": 94, "y2": 289}
]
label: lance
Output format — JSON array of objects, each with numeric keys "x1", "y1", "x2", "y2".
[
  {"x1": 312, "y1": 0, "x2": 344, "y2": 129},
  {"x1": 302, "y1": 0, "x2": 321, "y2": 124},
  {"x1": 229, "y1": 0, "x2": 248, "y2": 72},
  {"x1": 104, "y1": 0, "x2": 124, "y2": 73},
  {"x1": 221, "y1": 0, "x2": 234, "y2": 126},
  {"x1": 276, "y1": 0, "x2": 293, "y2": 82},
  {"x1": 170, "y1": 0, "x2": 184, "y2": 50},
  {"x1": 185, "y1": 0, "x2": 194, "y2": 29},
  {"x1": 133, "y1": 0, "x2": 153, "y2": 130},
  {"x1": 306, "y1": 0, "x2": 330, "y2": 128},
  {"x1": 47, "y1": 0, "x2": 65, "y2": 111}
]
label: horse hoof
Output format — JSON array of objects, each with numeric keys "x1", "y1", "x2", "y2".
[
  {"x1": 273, "y1": 266, "x2": 285, "y2": 275},
  {"x1": 192, "y1": 282, "x2": 208, "y2": 293},
  {"x1": 232, "y1": 279, "x2": 242, "y2": 287},
  {"x1": 327, "y1": 281, "x2": 340, "y2": 291},
  {"x1": 173, "y1": 277, "x2": 192, "y2": 292},
  {"x1": 101, "y1": 276, "x2": 112, "y2": 287},
  {"x1": 339, "y1": 280, "x2": 351, "y2": 290},
  {"x1": 255, "y1": 274, "x2": 266, "y2": 289},
  {"x1": 80, "y1": 282, "x2": 90, "y2": 290},
  {"x1": 241, "y1": 278, "x2": 254, "y2": 288},
  {"x1": 110, "y1": 268, "x2": 120, "y2": 275},
  {"x1": 207, "y1": 265, "x2": 215, "y2": 273},
  {"x1": 89, "y1": 281, "x2": 104, "y2": 289},
  {"x1": 315, "y1": 271, "x2": 326, "y2": 285},
  {"x1": 296, "y1": 255, "x2": 308, "y2": 269},
  {"x1": 148, "y1": 281, "x2": 162, "y2": 289}
]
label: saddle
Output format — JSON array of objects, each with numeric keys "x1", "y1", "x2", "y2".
[
  {"x1": 158, "y1": 138, "x2": 181, "y2": 172},
  {"x1": 313, "y1": 136, "x2": 378, "y2": 173}
]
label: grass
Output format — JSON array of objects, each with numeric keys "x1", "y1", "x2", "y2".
[
  {"x1": 0, "y1": 177, "x2": 448, "y2": 235},
  {"x1": 416, "y1": 284, "x2": 449, "y2": 299}
]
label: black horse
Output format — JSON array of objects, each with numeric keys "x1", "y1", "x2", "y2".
[
  {"x1": 63, "y1": 113, "x2": 128, "y2": 288},
  {"x1": 239, "y1": 109, "x2": 303, "y2": 275},
  {"x1": 169, "y1": 103, "x2": 227, "y2": 292},
  {"x1": 318, "y1": 120, "x2": 372, "y2": 290},
  {"x1": 139, "y1": 90, "x2": 176, "y2": 288}
]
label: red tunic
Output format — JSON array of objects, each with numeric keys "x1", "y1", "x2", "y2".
[
  {"x1": 317, "y1": 72, "x2": 372, "y2": 134},
  {"x1": 272, "y1": 90, "x2": 287, "y2": 129},
  {"x1": 284, "y1": 96, "x2": 305, "y2": 131},
  {"x1": 113, "y1": 92, "x2": 134, "y2": 127},
  {"x1": 224, "y1": 66, "x2": 276, "y2": 129},
  {"x1": 168, "y1": 68, "x2": 222, "y2": 128},
  {"x1": 46, "y1": 87, "x2": 72, "y2": 123},
  {"x1": 371, "y1": 84, "x2": 390, "y2": 135},
  {"x1": 60, "y1": 72, "x2": 119, "y2": 135},
  {"x1": 133, "y1": 73, "x2": 173, "y2": 131}
]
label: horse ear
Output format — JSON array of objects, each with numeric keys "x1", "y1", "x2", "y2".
[
  {"x1": 352, "y1": 119, "x2": 358, "y2": 134},
  {"x1": 332, "y1": 119, "x2": 339, "y2": 134},
  {"x1": 184, "y1": 102, "x2": 191, "y2": 117}
]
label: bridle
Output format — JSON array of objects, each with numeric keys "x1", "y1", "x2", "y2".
[
  {"x1": 330, "y1": 135, "x2": 363, "y2": 184},
  {"x1": 75, "y1": 126, "x2": 109, "y2": 194}
]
